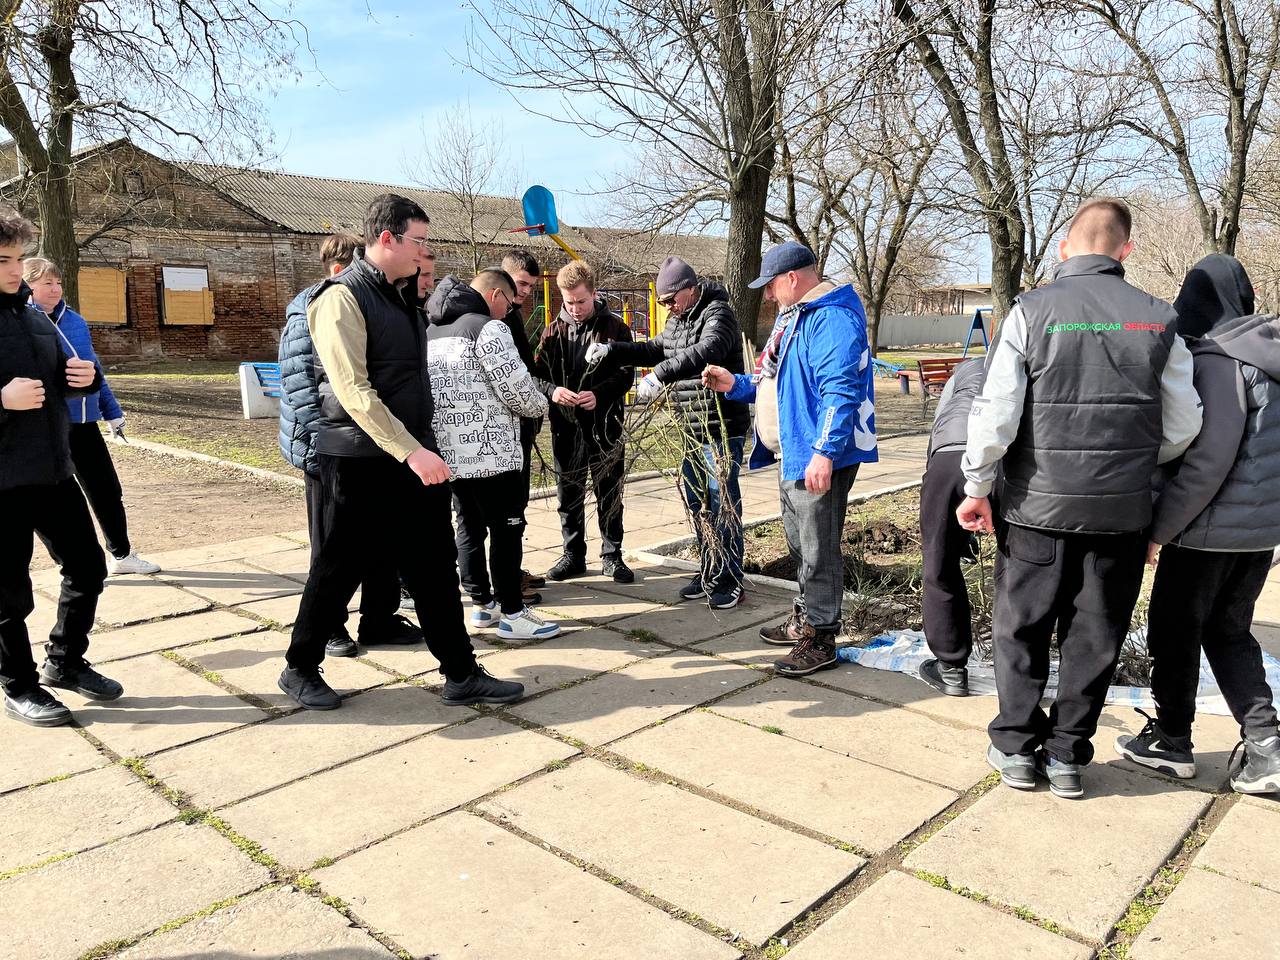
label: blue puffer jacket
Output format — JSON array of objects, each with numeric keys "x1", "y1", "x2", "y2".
[
  {"x1": 727, "y1": 282, "x2": 878, "y2": 481},
  {"x1": 42, "y1": 301, "x2": 124, "y2": 425},
  {"x1": 278, "y1": 285, "x2": 322, "y2": 474}
]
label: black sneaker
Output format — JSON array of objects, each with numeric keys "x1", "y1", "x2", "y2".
[
  {"x1": 708, "y1": 584, "x2": 743, "y2": 609},
  {"x1": 987, "y1": 743, "x2": 1036, "y2": 790},
  {"x1": 324, "y1": 630, "x2": 358, "y2": 658},
  {"x1": 1114, "y1": 709, "x2": 1195, "y2": 779},
  {"x1": 399, "y1": 586, "x2": 415, "y2": 612},
  {"x1": 4, "y1": 686, "x2": 72, "y2": 727},
  {"x1": 359, "y1": 614, "x2": 424, "y2": 646},
  {"x1": 278, "y1": 666, "x2": 341, "y2": 710},
  {"x1": 602, "y1": 556, "x2": 635, "y2": 583},
  {"x1": 919, "y1": 658, "x2": 970, "y2": 697},
  {"x1": 441, "y1": 664, "x2": 526, "y2": 706},
  {"x1": 39, "y1": 660, "x2": 124, "y2": 701},
  {"x1": 678, "y1": 576, "x2": 706, "y2": 601},
  {"x1": 546, "y1": 554, "x2": 587, "y2": 582},
  {"x1": 1229, "y1": 735, "x2": 1280, "y2": 795},
  {"x1": 1036, "y1": 751, "x2": 1085, "y2": 799}
]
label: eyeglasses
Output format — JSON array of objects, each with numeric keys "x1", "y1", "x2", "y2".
[
  {"x1": 658, "y1": 295, "x2": 677, "y2": 308},
  {"x1": 397, "y1": 234, "x2": 430, "y2": 250}
]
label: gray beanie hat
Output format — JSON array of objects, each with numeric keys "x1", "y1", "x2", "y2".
[{"x1": 656, "y1": 255, "x2": 698, "y2": 297}]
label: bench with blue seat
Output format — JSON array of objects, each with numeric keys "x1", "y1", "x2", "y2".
[{"x1": 239, "y1": 361, "x2": 282, "y2": 419}]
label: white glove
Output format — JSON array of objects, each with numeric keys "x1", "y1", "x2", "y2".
[
  {"x1": 107, "y1": 416, "x2": 126, "y2": 440},
  {"x1": 584, "y1": 342, "x2": 611, "y2": 366},
  {"x1": 636, "y1": 372, "x2": 662, "y2": 403}
]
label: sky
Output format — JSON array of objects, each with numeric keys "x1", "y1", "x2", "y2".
[{"x1": 265, "y1": 1, "x2": 629, "y2": 226}]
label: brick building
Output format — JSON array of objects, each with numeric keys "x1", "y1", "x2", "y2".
[{"x1": 0, "y1": 139, "x2": 727, "y2": 361}]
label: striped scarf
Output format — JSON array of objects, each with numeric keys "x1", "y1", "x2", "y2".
[{"x1": 761, "y1": 302, "x2": 800, "y2": 379}]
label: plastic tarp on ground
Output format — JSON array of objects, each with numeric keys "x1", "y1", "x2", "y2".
[{"x1": 837, "y1": 629, "x2": 1280, "y2": 717}]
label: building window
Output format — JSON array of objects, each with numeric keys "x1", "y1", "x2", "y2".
[
  {"x1": 158, "y1": 265, "x2": 214, "y2": 326},
  {"x1": 123, "y1": 170, "x2": 145, "y2": 196},
  {"x1": 78, "y1": 266, "x2": 128, "y2": 326}
]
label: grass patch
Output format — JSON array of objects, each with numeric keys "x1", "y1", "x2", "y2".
[
  {"x1": 310, "y1": 856, "x2": 336, "y2": 869},
  {"x1": 0, "y1": 850, "x2": 75, "y2": 881},
  {"x1": 545, "y1": 759, "x2": 570, "y2": 771},
  {"x1": 134, "y1": 431, "x2": 283, "y2": 470},
  {"x1": 761, "y1": 939, "x2": 790, "y2": 959},
  {"x1": 761, "y1": 724, "x2": 784, "y2": 735},
  {"x1": 627, "y1": 628, "x2": 662, "y2": 644}
]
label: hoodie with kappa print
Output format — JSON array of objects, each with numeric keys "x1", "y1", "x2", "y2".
[{"x1": 426, "y1": 275, "x2": 548, "y2": 480}]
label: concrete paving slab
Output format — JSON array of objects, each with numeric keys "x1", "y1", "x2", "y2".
[
  {"x1": 576, "y1": 565, "x2": 699, "y2": 607},
  {"x1": 611, "y1": 595, "x2": 795, "y2": 645},
  {"x1": 614, "y1": 710, "x2": 957, "y2": 852},
  {"x1": 786, "y1": 870, "x2": 1092, "y2": 960},
  {"x1": 904, "y1": 762, "x2": 1211, "y2": 940},
  {"x1": 142, "y1": 534, "x2": 302, "y2": 570},
  {"x1": 474, "y1": 628, "x2": 663, "y2": 698},
  {"x1": 25, "y1": 595, "x2": 58, "y2": 643},
  {"x1": 233, "y1": 593, "x2": 304, "y2": 627},
  {"x1": 539, "y1": 580, "x2": 666, "y2": 625},
  {"x1": 315, "y1": 812, "x2": 741, "y2": 960},
  {"x1": 0, "y1": 822, "x2": 271, "y2": 960},
  {"x1": 1129, "y1": 867, "x2": 1280, "y2": 960},
  {"x1": 65, "y1": 653, "x2": 270, "y2": 757},
  {"x1": 814, "y1": 659, "x2": 1000, "y2": 730},
  {"x1": 0, "y1": 764, "x2": 176, "y2": 874},
  {"x1": 90, "y1": 610, "x2": 263, "y2": 662},
  {"x1": 697, "y1": 624, "x2": 792, "y2": 667},
  {"x1": 354, "y1": 639, "x2": 444, "y2": 678},
  {"x1": 509, "y1": 652, "x2": 760, "y2": 746},
  {"x1": 711, "y1": 679, "x2": 991, "y2": 791},
  {"x1": 242, "y1": 545, "x2": 312, "y2": 582},
  {"x1": 0, "y1": 720, "x2": 106, "y2": 794},
  {"x1": 149, "y1": 684, "x2": 460, "y2": 809},
  {"x1": 219, "y1": 716, "x2": 577, "y2": 867},
  {"x1": 95, "y1": 576, "x2": 211, "y2": 626},
  {"x1": 181, "y1": 630, "x2": 391, "y2": 706},
  {"x1": 116, "y1": 886, "x2": 396, "y2": 959},
  {"x1": 160, "y1": 560, "x2": 304, "y2": 606},
  {"x1": 479, "y1": 758, "x2": 863, "y2": 945},
  {"x1": 1194, "y1": 801, "x2": 1280, "y2": 894}
]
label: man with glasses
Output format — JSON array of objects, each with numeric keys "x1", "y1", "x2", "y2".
[
  {"x1": 281, "y1": 194, "x2": 525, "y2": 711},
  {"x1": 426, "y1": 268, "x2": 560, "y2": 641},
  {"x1": 586, "y1": 256, "x2": 750, "y2": 607}
]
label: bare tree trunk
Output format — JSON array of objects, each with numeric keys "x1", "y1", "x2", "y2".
[
  {"x1": 38, "y1": 12, "x2": 81, "y2": 308},
  {"x1": 724, "y1": 160, "x2": 772, "y2": 343}
]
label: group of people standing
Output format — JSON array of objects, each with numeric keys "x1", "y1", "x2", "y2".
[
  {"x1": 917, "y1": 198, "x2": 1280, "y2": 798},
  {"x1": 272, "y1": 192, "x2": 882, "y2": 711}
]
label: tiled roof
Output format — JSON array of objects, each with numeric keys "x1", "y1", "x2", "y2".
[
  {"x1": 577, "y1": 226, "x2": 728, "y2": 278},
  {"x1": 184, "y1": 163, "x2": 600, "y2": 254}
]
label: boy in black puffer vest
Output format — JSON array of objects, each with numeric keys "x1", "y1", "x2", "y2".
[{"x1": 0, "y1": 210, "x2": 122, "y2": 727}]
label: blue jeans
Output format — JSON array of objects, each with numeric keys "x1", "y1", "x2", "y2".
[{"x1": 680, "y1": 435, "x2": 745, "y2": 592}]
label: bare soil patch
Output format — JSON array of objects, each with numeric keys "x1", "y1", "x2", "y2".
[{"x1": 32, "y1": 442, "x2": 306, "y2": 571}]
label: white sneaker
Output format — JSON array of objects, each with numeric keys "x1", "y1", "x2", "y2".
[
  {"x1": 470, "y1": 601, "x2": 500, "y2": 629},
  {"x1": 108, "y1": 552, "x2": 161, "y2": 576},
  {"x1": 498, "y1": 607, "x2": 561, "y2": 641}
]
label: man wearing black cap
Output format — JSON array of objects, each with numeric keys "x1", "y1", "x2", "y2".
[
  {"x1": 704, "y1": 241, "x2": 878, "y2": 676},
  {"x1": 585, "y1": 255, "x2": 750, "y2": 607}
]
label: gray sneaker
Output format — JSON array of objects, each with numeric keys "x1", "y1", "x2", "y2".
[
  {"x1": 4, "y1": 686, "x2": 72, "y2": 727},
  {"x1": 987, "y1": 743, "x2": 1036, "y2": 790},
  {"x1": 1229, "y1": 736, "x2": 1280, "y2": 795},
  {"x1": 1036, "y1": 752, "x2": 1084, "y2": 799}
]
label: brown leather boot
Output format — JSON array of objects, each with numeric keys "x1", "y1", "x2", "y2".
[
  {"x1": 774, "y1": 625, "x2": 838, "y2": 677},
  {"x1": 759, "y1": 606, "x2": 807, "y2": 646}
]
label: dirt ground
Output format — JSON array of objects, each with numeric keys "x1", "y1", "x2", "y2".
[
  {"x1": 105, "y1": 362, "x2": 932, "y2": 480},
  {"x1": 31, "y1": 442, "x2": 306, "y2": 571}
]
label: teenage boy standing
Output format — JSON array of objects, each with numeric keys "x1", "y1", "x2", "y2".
[{"x1": 0, "y1": 211, "x2": 121, "y2": 727}]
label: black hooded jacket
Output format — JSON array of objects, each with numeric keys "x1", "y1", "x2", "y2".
[
  {"x1": 1172, "y1": 253, "x2": 1256, "y2": 339},
  {"x1": 535, "y1": 298, "x2": 634, "y2": 443},
  {"x1": 0, "y1": 282, "x2": 102, "y2": 491}
]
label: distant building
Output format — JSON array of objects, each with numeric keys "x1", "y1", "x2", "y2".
[
  {"x1": 0, "y1": 138, "x2": 726, "y2": 361},
  {"x1": 911, "y1": 283, "x2": 995, "y2": 316}
]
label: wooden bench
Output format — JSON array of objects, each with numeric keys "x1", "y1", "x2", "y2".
[{"x1": 915, "y1": 357, "x2": 966, "y2": 416}]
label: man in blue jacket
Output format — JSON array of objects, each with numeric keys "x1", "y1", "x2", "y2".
[
  {"x1": 278, "y1": 233, "x2": 421, "y2": 658},
  {"x1": 704, "y1": 241, "x2": 878, "y2": 676}
]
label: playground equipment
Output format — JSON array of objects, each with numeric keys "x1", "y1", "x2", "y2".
[
  {"x1": 513, "y1": 185, "x2": 583, "y2": 261},
  {"x1": 962, "y1": 307, "x2": 992, "y2": 357}
]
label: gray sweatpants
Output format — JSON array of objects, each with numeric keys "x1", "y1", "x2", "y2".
[{"x1": 778, "y1": 464, "x2": 858, "y2": 632}]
